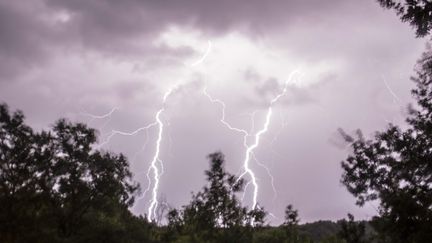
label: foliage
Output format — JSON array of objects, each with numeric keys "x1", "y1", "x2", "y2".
[
  {"x1": 165, "y1": 151, "x2": 266, "y2": 243},
  {"x1": 0, "y1": 104, "x2": 146, "y2": 242},
  {"x1": 377, "y1": 0, "x2": 432, "y2": 37},
  {"x1": 284, "y1": 204, "x2": 300, "y2": 227},
  {"x1": 340, "y1": 47, "x2": 432, "y2": 242},
  {"x1": 337, "y1": 214, "x2": 366, "y2": 243},
  {"x1": 300, "y1": 220, "x2": 342, "y2": 243},
  {"x1": 282, "y1": 204, "x2": 301, "y2": 241},
  {"x1": 0, "y1": 103, "x2": 353, "y2": 242}
]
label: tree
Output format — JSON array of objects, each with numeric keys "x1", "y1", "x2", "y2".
[
  {"x1": 284, "y1": 204, "x2": 300, "y2": 227},
  {"x1": 0, "y1": 104, "x2": 142, "y2": 242},
  {"x1": 340, "y1": 47, "x2": 432, "y2": 242},
  {"x1": 166, "y1": 152, "x2": 266, "y2": 242},
  {"x1": 0, "y1": 103, "x2": 42, "y2": 242},
  {"x1": 42, "y1": 119, "x2": 140, "y2": 239},
  {"x1": 337, "y1": 214, "x2": 366, "y2": 243},
  {"x1": 283, "y1": 204, "x2": 301, "y2": 242},
  {"x1": 376, "y1": 0, "x2": 432, "y2": 37}
]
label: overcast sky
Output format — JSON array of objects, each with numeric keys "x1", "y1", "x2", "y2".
[{"x1": 0, "y1": 0, "x2": 427, "y2": 224}]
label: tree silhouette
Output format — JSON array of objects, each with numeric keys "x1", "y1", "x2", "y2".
[
  {"x1": 166, "y1": 151, "x2": 266, "y2": 242},
  {"x1": 338, "y1": 214, "x2": 366, "y2": 243},
  {"x1": 284, "y1": 204, "x2": 300, "y2": 227},
  {"x1": 0, "y1": 103, "x2": 353, "y2": 242},
  {"x1": 283, "y1": 204, "x2": 300, "y2": 241},
  {"x1": 41, "y1": 119, "x2": 140, "y2": 238},
  {"x1": 0, "y1": 103, "x2": 41, "y2": 242},
  {"x1": 0, "y1": 104, "x2": 144, "y2": 242},
  {"x1": 377, "y1": 0, "x2": 432, "y2": 37},
  {"x1": 340, "y1": 47, "x2": 432, "y2": 242}
]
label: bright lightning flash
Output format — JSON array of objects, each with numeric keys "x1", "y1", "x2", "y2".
[
  {"x1": 93, "y1": 87, "x2": 177, "y2": 222},
  {"x1": 204, "y1": 70, "x2": 300, "y2": 211},
  {"x1": 93, "y1": 40, "x2": 213, "y2": 222},
  {"x1": 145, "y1": 39, "x2": 213, "y2": 220},
  {"x1": 146, "y1": 86, "x2": 176, "y2": 221},
  {"x1": 81, "y1": 107, "x2": 118, "y2": 120}
]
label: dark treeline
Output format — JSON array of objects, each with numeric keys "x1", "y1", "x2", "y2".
[
  {"x1": 1, "y1": 46, "x2": 432, "y2": 242},
  {"x1": 0, "y1": 102, "x2": 372, "y2": 243},
  {"x1": 1, "y1": 78, "x2": 431, "y2": 242},
  {"x1": 1, "y1": 1, "x2": 432, "y2": 242}
]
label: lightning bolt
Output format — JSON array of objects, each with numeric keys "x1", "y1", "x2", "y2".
[
  {"x1": 98, "y1": 122, "x2": 157, "y2": 148},
  {"x1": 146, "y1": 86, "x2": 176, "y2": 221},
  {"x1": 73, "y1": 38, "x2": 314, "y2": 227},
  {"x1": 83, "y1": 41, "x2": 300, "y2": 224},
  {"x1": 381, "y1": 75, "x2": 401, "y2": 105},
  {"x1": 81, "y1": 107, "x2": 118, "y2": 120},
  {"x1": 87, "y1": 40, "x2": 213, "y2": 222},
  {"x1": 144, "y1": 41, "x2": 213, "y2": 220},
  {"x1": 190, "y1": 40, "x2": 212, "y2": 67},
  {"x1": 140, "y1": 41, "x2": 213, "y2": 220},
  {"x1": 80, "y1": 107, "x2": 118, "y2": 130},
  {"x1": 91, "y1": 86, "x2": 177, "y2": 222},
  {"x1": 204, "y1": 70, "x2": 300, "y2": 212},
  {"x1": 84, "y1": 41, "x2": 302, "y2": 223}
]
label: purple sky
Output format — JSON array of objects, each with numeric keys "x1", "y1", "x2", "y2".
[{"x1": 0, "y1": 0, "x2": 427, "y2": 224}]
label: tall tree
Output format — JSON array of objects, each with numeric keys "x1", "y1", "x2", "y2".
[
  {"x1": 284, "y1": 204, "x2": 300, "y2": 227},
  {"x1": 340, "y1": 47, "x2": 432, "y2": 242},
  {"x1": 0, "y1": 104, "x2": 142, "y2": 242},
  {"x1": 0, "y1": 103, "x2": 41, "y2": 242},
  {"x1": 377, "y1": 0, "x2": 432, "y2": 37},
  {"x1": 283, "y1": 204, "x2": 301, "y2": 242},
  {"x1": 167, "y1": 152, "x2": 266, "y2": 243},
  {"x1": 41, "y1": 119, "x2": 140, "y2": 239}
]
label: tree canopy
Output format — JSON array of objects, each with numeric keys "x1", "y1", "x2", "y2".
[
  {"x1": 0, "y1": 103, "x2": 149, "y2": 242},
  {"x1": 165, "y1": 152, "x2": 266, "y2": 243},
  {"x1": 340, "y1": 47, "x2": 432, "y2": 242},
  {"x1": 377, "y1": 0, "x2": 432, "y2": 37},
  {"x1": 0, "y1": 102, "x2": 362, "y2": 243}
]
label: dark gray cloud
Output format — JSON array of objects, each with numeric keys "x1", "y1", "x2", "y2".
[
  {"x1": 46, "y1": 0, "x2": 345, "y2": 35},
  {"x1": 0, "y1": 1, "x2": 51, "y2": 79},
  {"x1": 0, "y1": 0, "x2": 195, "y2": 79},
  {"x1": 0, "y1": 0, "x2": 360, "y2": 80}
]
